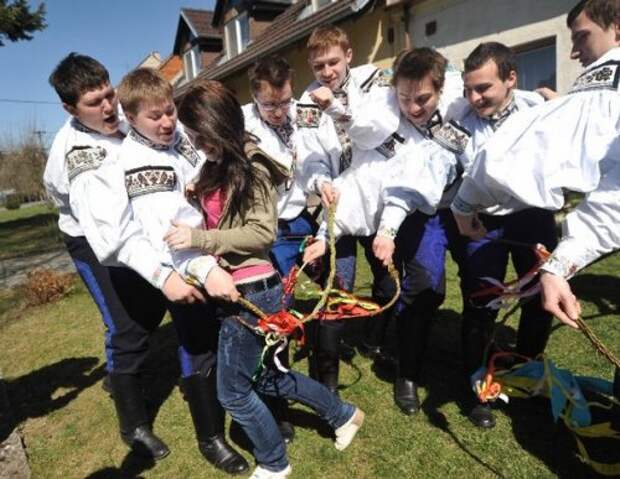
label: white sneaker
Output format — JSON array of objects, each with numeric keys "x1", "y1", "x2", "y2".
[
  {"x1": 334, "y1": 407, "x2": 365, "y2": 451},
  {"x1": 249, "y1": 464, "x2": 292, "y2": 479}
]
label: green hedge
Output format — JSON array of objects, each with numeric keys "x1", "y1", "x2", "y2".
[{"x1": 4, "y1": 194, "x2": 22, "y2": 210}]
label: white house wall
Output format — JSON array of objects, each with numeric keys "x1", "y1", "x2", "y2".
[{"x1": 409, "y1": 0, "x2": 583, "y2": 93}]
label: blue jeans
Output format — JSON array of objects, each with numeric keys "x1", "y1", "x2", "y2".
[{"x1": 216, "y1": 278, "x2": 355, "y2": 471}]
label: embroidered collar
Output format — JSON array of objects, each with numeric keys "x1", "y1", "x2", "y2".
[
  {"x1": 128, "y1": 127, "x2": 174, "y2": 151},
  {"x1": 333, "y1": 70, "x2": 352, "y2": 97},
  {"x1": 488, "y1": 94, "x2": 518, "y2": 130},
  {"x1": 410, "y1": 110, "x2": 443, "y2": 138},
  {"x1": 71, "y1": 118, "x2": 101, "y2": 135}
]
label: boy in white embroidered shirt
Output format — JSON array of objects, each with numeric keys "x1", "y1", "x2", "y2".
[
  {"x1": 101, "y1": 68, "x2": 249, "y2": 474},
  {"x1": 43, "y1": 53, "x2": 171, "y2": 460}
]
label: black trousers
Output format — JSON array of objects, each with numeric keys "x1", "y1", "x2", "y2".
[
  {"x1": 64, "y1": 234, "x2": 166, "y2": 375},
  {"x1": 65, "y1": 234, "x2": 222, "y2": 378}
]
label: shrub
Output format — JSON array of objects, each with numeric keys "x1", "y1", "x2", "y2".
[
  {"x1": 4, "y1": 194, "x2": 22, "y2": 210},
  {"x1": 22, "y1": 269, "x2": 75, "y2": 306}
]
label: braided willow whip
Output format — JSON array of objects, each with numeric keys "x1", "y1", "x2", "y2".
[
  {"x1": 238, "y1": 202, "x2": 401, "y2": 326},
  {"x1": 575, "y1": 316, "x2": 620, "y2": 370},
  {"x1": 303, "y1": 202, "x2": 338, "y2": 322},
  {"x1": 237, "y1": 296, "x2": 268, "y2": 319}
]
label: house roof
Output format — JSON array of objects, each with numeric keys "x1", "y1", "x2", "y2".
[
  {"x1": 177, "y1": 0, "x2": 375, "y2": 95},
  {"x1": 159, "y1": 54, "x2": 183, "y2": 83},
  {"x1": 181, "y1": 8, "x2": 221, "y2": 38},
  {"x1": 173, "y1": 8, "x2": 222, "y2": 54}
]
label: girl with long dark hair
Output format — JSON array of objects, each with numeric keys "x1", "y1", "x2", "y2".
[{"x1": 164, "y1": 80, "x2": 364, "y2": 479}]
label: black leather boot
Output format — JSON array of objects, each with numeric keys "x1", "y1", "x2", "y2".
[
  {"x1": 462, "y1": 316, "x2": 496, "y2": 429},
  {"x1": 109, "y1": 373, "x2": 170, "y2": 460},
  {"x1": 396, "y1": 302, "x2": 432, "y2": 381},
  {"x1": 315, "y1": 321, "x2": 341, "y2": 395},
  {"x1": 181, "y1": 372, "x2": 249, "y2": 475},
  {"x1": 469, "y1": 403, "x2": 496, "y2": 429},
  {"x1": 360, "y1": 308, "x2": 391, "y2": 359},
  {"x1": 393, "y1": 377, "x2": 420, "y2": 415}
]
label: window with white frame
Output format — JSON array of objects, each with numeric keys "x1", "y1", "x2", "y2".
[
  {"x1": 514, "y1": 38, "x2": 556, "y2": 91},
  {"x1": 224, "y1": 12, "x2": 250, "y2": 59},
  {"x1": 183, "y1": 44, "x2": 202, "y2": 81}
]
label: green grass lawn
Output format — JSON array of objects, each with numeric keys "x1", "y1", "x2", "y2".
[
  {"x1": 0, "y1": 208, "x2": 618, "y2": 478},
  {"x1": 0, "y1": 203, "x2": 62, "y2": 260}
]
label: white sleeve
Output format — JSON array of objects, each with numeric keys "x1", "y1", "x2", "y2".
[
  {"x1": 542, "y1": 162, "x2": 620, "y2": 278},
  {"x1": 323, "y1": 88, "x2": 400, "y2": 151},
  {"x1": 298, "y1": 123, "x2": 339, "y2": 195},
  {"x1": 452, "y1": 93, "x2": 619, "y2": 215},
  {"x1": 43, "y1": 140, "x2": 65, "y2": 205},
  {"x1": 450, "y1": 175, "x2": 508, "y2": 215},
  {"x1": 380, "y1": 143, "x2": 452, "y2": 234},
  {"x1": 70, "y1": 160, "x2": 174, "y2": 289}
]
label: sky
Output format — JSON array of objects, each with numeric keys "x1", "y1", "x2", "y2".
[{"x1": 0, "y1": 0, "x2": 215, "y2": 147}]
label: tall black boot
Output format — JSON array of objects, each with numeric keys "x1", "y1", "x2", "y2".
[
  {"x1": 393, "y1": 305, "x2": 429, "y2": 415},
  {"x1": 109, "y1": 373, "x2": 170, "y2": 460},
  {"x1": 315, "y1": 321, "x2": 341, "y2": 394},
  {"x1": 461, "y1": 315, "x2": 496, "y2": 429},
  {"x1": 181, "y1": 371, "x2": 249, "y2": 475},
  {"x1": 360, "y1": 308, "x2": 390, "y2": 358}
]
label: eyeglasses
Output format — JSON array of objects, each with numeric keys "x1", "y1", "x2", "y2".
[{"x1": 254, "y1": 97, "x2": 293, "y2": 112}]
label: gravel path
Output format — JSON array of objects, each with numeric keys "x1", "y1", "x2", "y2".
[{"x1": 0, "y1": 249, "x2": 75, "y2": 290}]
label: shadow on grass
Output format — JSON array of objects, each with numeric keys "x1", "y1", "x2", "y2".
[
  {"x1": 502, "y1": 271, "x2": 620, "y2": 478},
  {"x1": 410, "y1": 310, "x2": 508, "y2": 478},
  {"x1": 84, "y1": 453, "x2": 157, "y2": 479},
  {"x1": 0, "y1": 212, "x2": 63, "y2": 260},
  {"x1": 1, "y1": 356, "x2": 106, "y2": 443},
  {"x1": 570, "y1": 273, "x2": 620, "y2": 319},
  {"x1": 84, "y1": 321, "x2": 181, "y2": 478}
]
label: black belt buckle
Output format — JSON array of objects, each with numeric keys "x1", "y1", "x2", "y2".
[{"x1": 236, "y1": 273, "x2": 280, "y2": 296}]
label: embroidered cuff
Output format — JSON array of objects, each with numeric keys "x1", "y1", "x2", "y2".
[
  {"x1": 377, "y1": 227, "x2": 398, "y2": 240},
  {"x1": 540, "y1": 254, "x2": 579, "y2": 279},
  {"x1": 379, "y1": 205, "x2": 408, "y2": 238},
  {"x1": 186, "y1": 255, "x2": 217, "y2": 285},
  {"x1": 450, "y1": 194, "x2": 476, "y2": 216},
  {"x1": 152, "y1": 265, "x2": 174, "y2": 290}
]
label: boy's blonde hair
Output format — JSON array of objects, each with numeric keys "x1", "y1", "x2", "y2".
[
  {"x1": 117, "y1": 68, "x2": 173, "y2": 116},
  {"x1": 307, "y1": 25, "x2": 351, "y2": 56}
]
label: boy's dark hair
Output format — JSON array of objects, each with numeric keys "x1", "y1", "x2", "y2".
[
  {"x1": 392, "y1": 47, "x2": 447, "y2": 91},
  {"x1": 567, "y1": 0, "x2": 620, "y2": 29},
  {"x1": 464, "y1": 42, "x2": 517, "y2": 81},
  {"x1": 248, "y1": 55, "x2": 293, "y2": 94},
  {"x1": 49, "y1": 53, "x2": 110, "y2": 106}
]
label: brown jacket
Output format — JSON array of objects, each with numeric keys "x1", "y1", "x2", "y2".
[{"x1": 188, "y1": 141, "x2": 288, "y2": 272}]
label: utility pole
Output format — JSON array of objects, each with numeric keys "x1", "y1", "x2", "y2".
[{"x1": 33, "y1": 130, "x2": 47, "y2": 149}]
